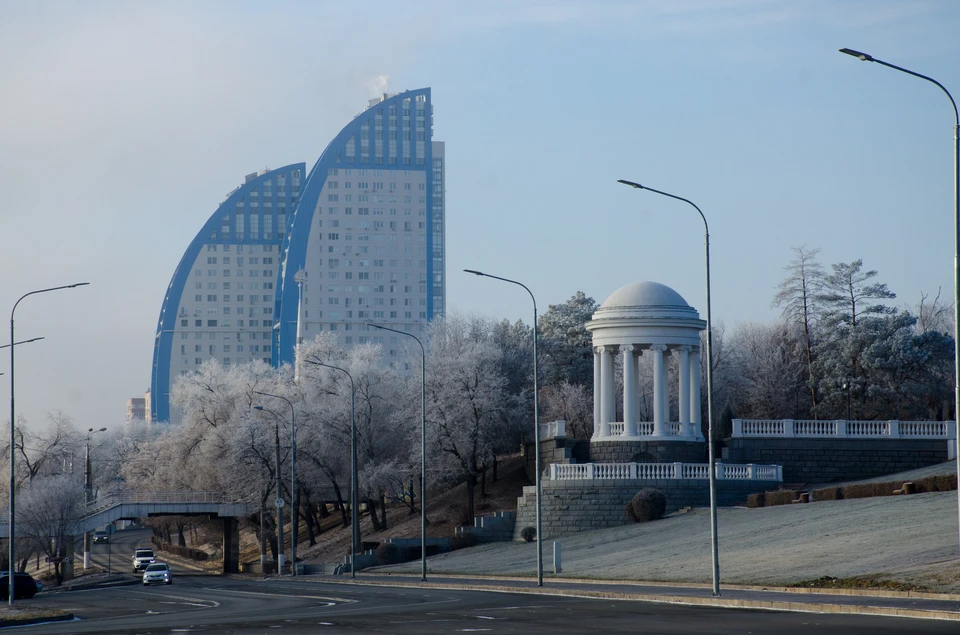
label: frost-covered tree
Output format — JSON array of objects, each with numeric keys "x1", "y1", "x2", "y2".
[
  {"x1": 538, "y1": 291, "x2": 598, "y2": 387},
  {"x1": 18, "y1": 474, "x2": 84, "y2": 582},
  {"x1": 726, "y1": 321, "x2": 806, "y2": 420},
  {"x1": 818, "y1": 259, "x2": 896, "y2": 329},
  {"x1": 425, "y1": 314, "x2": 510, "y2": 520},
  {"x1": 539, "y1": 381, "x2": 593, "y2": 440},
  {"x1": 773, "y1": 246, "x2": 824, "y2": 416}
]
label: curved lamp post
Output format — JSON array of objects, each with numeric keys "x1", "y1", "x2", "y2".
[
  {"x1": 616, "y1": 179, "x2": 721, "y2": 596},
  {"x1": 252, "y1": 404, "x2": 285, "y2": 573},
  {"x1": 369, "y1": 322, "x2": 428, "y2": 582},
  {"x1": 304, "y1": 358, "x2": 358, "y2": 578},
  {"x1": 463, "y1": 269, "x2": 543, "y2": 587},
  {"x1": 83, "y1": 426, "x2": 107, "y2": 569},
  {"x1": 839, "y1": 47, "x2": 960, "y2": 558},
  {"x1": 253, "y1": 391, "x2": 297, "y2": 575},
  {"x1": 9, "y1": 282, "x2": 88, "y2": 605}
]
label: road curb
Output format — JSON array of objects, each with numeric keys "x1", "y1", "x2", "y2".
[
  {"x1": 315, "y1": 578, "x2": 960, "y2": 621},
  {"x1": 0, "y1": 613, "x2": 74, "y2": 629},
  {"x1": 366, "y1": 571, "x2": 960, "y2": 601}
]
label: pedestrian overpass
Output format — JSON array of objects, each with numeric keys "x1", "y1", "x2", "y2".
[{"x1": 0, "y1": 491, "x2": 251, "y2": 575}]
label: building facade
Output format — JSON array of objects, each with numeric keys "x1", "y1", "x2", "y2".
[{"x1": 151, "y1": 88, "x2": 444, "y2": 423}]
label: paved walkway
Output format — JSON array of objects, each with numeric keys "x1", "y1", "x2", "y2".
[{"x1": 313, "y1": 573, "x2": 960, "y2": 621}]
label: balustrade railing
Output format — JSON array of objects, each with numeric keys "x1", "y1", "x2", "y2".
[
  {"x1": 549, "y1": 461, "x2": 782, "y2": 482},
  {"x1": 595, "y1": 421, "x2": 692, "y2": 437},
  {"x1": 732, "y1": 419, "x2": 956, "y2": 440}
]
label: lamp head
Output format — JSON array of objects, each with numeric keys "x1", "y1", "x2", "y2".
[
  {"x1": 70, "y1": 282, "x2": 91, "y2": 288},
  {"x1": 839, "y1": 48, "x2": 874, "y2": 62},
  {"x1": 463, "y1": 269, "x2": 485, "y2": 276},
  {"x1": 617, "y1": 179, "x2": 644, "y2": 190},
  {"x1": 253, "y1": 405, "x2": 264, "y2": 411}
]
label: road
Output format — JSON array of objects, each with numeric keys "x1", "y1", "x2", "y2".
[{"x1": 9, "y1": 572, "x2": 960, "y2": 634}]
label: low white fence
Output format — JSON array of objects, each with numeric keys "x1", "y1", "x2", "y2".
[
  {"x1": 549, "y1": 461, "x2": 782, "y2": 482},
  {"x1": 732, "y1": 419, "x2": 957, "y2": 440}
]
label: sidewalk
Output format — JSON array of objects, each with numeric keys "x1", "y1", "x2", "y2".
[{"x1": 313, "y1": 573, "x2": 960, "y2": 621}]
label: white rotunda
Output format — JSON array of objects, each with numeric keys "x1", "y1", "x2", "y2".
[{"x1": 586, "y1": 281, "x2": 706, "y2": 442}]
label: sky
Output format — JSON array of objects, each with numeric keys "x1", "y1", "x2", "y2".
[{"x1": 2, "y1": 0, "x2": 959, "y2": 431}]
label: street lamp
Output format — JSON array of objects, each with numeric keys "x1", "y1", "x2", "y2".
[
  {"x1": 463, "y1": 269, "x2": 543, "y2": 587},
  {"x1": 0, "y1": 338, "x2": 45, "y2": 351},
  {"x1": 616, "y1": 179, "x2": 721, "y2": 597},
  {"x1": 253, "y1": 391, "x2": 297, "y2": 575},
  {"x1": 368, "y1": 322, "x2": 428, "y2": 582},
  {"x1": 838, "y1": 46, "x2": 960, "y2": 561},
  {"x1": 252, "y1": 404, "x2": 285, "y2": 574},
  {"x1": 304, "y1": 359, "x2": 358, "y2": 578},
  {"x1": 9, "y1": 282, "x2": 89, "y2": 605},
  {"x1": 83, "y1": 427, "x2": 107, "y2": 570}
]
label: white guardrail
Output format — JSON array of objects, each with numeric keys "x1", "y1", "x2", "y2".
[
  {"x1": 732, "y1": 419, "x2": 957, "y2": 440},
  {"x1": 549, "y1": 461, "x2": 782, "y2": 482}
]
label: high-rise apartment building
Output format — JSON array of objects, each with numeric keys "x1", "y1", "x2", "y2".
[{"x1": 151, "y1": 88, "x2": 444, "y2": 423}]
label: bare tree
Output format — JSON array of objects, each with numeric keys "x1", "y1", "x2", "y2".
[
  {"x1": 18, "y1": 474, "x2": 84, "y2": 583},
  {"x1": 773, "y1": 246, "x2": 824, "y2": 417}
]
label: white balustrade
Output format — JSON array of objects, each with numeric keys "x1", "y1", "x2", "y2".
[
  {"x1": 549, "y1": 461, "x2": 781, "y2": 482},
  {"x1": 609, "y1": 422, "x2": 625, "y2": 436},
  {"x1": 539, "y1": 420, "x2": 567, "y2": 440},
  {"x1": 732, "y1": 419, "x2": 956, "y2": 440},
  {"x1": 637, "y1": 422, "x2": 654, "y2": 435}
]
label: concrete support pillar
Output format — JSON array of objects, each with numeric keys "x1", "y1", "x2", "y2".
[
  {"x1": 651, "y1": 345, "x2": 667, "y2": 437},
  {"x1": 62, "y1": 537, "x2": 75, "y2": 581},
  {"x1": 690, "y1": 347, "x2": 702, "y2": 438},
  {"x1": 593, "y1": 347, "x2": 601, "y2": 438},
  {"x1": 678, "y1": 345, "x2": 691, "y2": 436},
  {"x1": 622, "y1": 345, "x2": 637, "y2": 436},
  {"x1": 222, "y1": 517, "x2": 240, "y2": 574},
  {"x1": 600, "y1": 346, "x2": 615, "y2": 437}
]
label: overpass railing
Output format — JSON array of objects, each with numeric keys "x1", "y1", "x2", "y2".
[{"x1": 84, "y1": 491, "x2": 235, "y2": 516}]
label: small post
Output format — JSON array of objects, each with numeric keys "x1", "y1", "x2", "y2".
[{"x1": 553, "y1": 541, "x2": 562, "y2": 574}]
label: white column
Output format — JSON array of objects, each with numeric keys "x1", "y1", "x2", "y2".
[
  {"x1": 678, "y1": 345, "x2": 691, "y2": 436},
  {"x1": 622, "y1": 345, "x2": 636, "y2": 437},
  {"x1": 651, "y1": 345, "x2": 666, "y2": 437},
  {"x1": 600, "y1": 346, "x2": 615, "y2": 437},
  {"x1": 593, "y1": 347, "x2": 601, "y2": 438},
  {"x1": 661, "y1": 348, "x2": 671, "y2": 434},
  {"x1": 690, "y1": 347, "x2": 702, "y2": 438},
  {"x1": 632, "y1": 349, "x2": 642, "y2": 426}
]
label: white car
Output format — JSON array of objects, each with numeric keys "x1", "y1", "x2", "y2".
[{"x1": 142, "y1": 562, "x2": 172, "y2": 585}]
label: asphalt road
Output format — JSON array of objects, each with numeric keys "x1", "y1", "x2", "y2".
[{"x1": 8, "y1": 573, "x2": 959, "y2": 634}]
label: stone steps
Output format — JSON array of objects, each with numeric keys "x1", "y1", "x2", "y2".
[{"x1": 455, "y1": 510, "x2": 517, "y2": 543}]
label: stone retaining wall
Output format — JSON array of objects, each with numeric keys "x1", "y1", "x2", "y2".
[
  {"x1": 589, "y1": 439, "x2": 706, "y2": 464},
  {"x1": 722, "y1": 438, "x2": 951, "y2": 483},
  {"x1": 512, "y1": 478, "x2": 776, "y2": 541}
]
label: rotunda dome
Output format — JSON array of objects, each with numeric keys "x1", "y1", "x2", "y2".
[{"x1": 600, "y1": 281, "x2": 690, "y2": 310}]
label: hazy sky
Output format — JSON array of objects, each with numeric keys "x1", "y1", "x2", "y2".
[{"x1": 2, "y1": 0, "x2": 959, "y2": 431}]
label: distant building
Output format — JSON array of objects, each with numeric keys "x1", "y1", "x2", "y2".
[
  {"x1": 151, "y1": 88, "x2": 445, "y2": 423},
  {"x1": 125, "y1": 397, "x2": 146, "y2": 422}
]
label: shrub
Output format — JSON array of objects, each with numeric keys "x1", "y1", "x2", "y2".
[
  {"x1": 450, "y1": 532, "x2": 479, "y2": 550},
  {"x1": 842, "y1": 483, "x2": 894, "y2": 500},
  {"x1": 812, "y1": 487, "x2": 843, "y2": 502},
  {"x1": 520, "y1": 526, "x2": 537, "y2": 542},
  {"x1": 375, "y1": 542, "x2": 402, "y2": 566},
  {"x1": 763, "y1": 490, "x2": 799, "y2": 507},
  {"x1": 625, "y1": 501, "x2": 639, "y2": 521},
  {"x1": 629, "y1": 488, "x2": 666, "y2": 522},
  {"x1": 915, "y1": 473, "x2": 958, "y2": 493},
  {"x1": 746, "y1": 492, "x2": 766, "y2": 508}
]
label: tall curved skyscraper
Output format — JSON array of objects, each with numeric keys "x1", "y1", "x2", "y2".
[{"x1": 151, "y1": 88, "x2": 444, "y2": 423}]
